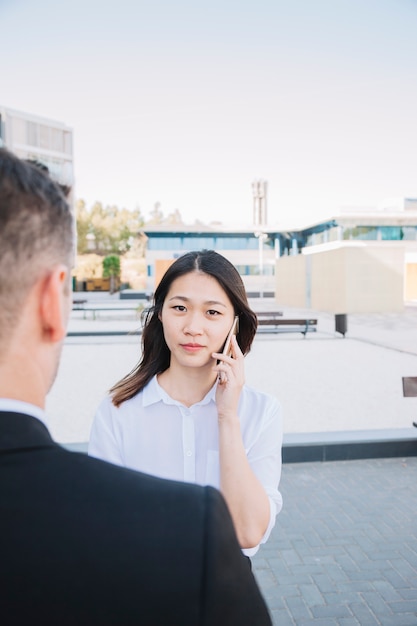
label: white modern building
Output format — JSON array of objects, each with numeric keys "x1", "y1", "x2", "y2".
[
  {"x1": 142, "y1": 199, "x2": 417, "y2": 309},
  {"x1": 142, "y1": 223, "x2": 280, "y2": 295},
  {"x1": 0, "y1": 105, "x2": 74, "y2": 192}
]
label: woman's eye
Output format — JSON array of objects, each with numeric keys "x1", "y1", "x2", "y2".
[
  {"x1": 207, "y1": 309, "x2": 220, "y2": 316},
  {"x1": 173, "y1": 305, "x2": 187, "y2": 312}
]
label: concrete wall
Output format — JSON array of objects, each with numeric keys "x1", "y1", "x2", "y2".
[
  {"x1": 275, "y1": 253, "x2": 307, "y2": 307},
  {"x1": 405, "y1": 263, "x2": 417, "y2": 301},
  {"x1": 275, "y1": 242, "x2": 405, "y2": 313}
]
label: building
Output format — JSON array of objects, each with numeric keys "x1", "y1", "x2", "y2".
[
  {"x1": 0, "y1": 105, "x2": 74, "y2": 192},
  {"x1": 142, "y1": 223, "x2": 282, "y2": 295},
  {"x1": 142, "y1": 200, "x2": 417, "y2": 309}
]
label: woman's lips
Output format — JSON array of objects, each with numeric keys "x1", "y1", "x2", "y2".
[{"x1": 181, "y1": 343, "x2": 204, "y2": 352}]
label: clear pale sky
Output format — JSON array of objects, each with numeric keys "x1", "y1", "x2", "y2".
[{"x1": 1, "y1": 0, "x2": 417, "y2": 227}]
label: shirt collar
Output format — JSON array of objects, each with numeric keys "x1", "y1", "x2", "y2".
[
  {"x1": 0, "y1": 398, "x2": 48, "y2": 429},
  {"x1": 143, "y1": 375, "x2": 217, "y2": 408}
]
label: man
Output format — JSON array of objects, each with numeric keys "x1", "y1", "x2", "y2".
[{"x1": 0, "y1": 149, "x2": 272, "y2": 626}]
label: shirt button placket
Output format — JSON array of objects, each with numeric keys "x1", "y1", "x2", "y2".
[{"x1": 181, "y1": 407, "x2": 195, "y2": 482}]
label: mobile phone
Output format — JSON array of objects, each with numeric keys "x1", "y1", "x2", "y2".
[
  {"x1": 217, "y1": 316, "x2": 239, "y2": 383},
  {"x1": 221, "y1": 316, "x2": 239, "y2": 358}
]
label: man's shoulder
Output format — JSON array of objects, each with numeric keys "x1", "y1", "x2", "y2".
[{"x1": 59, "y1": 445, "x2": 219, "y2": 508}]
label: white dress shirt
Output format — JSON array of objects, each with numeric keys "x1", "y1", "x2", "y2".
[
  {"x1": 0, "y1": 398, "x2": 48, "y2": 428},
  {"x1": 89, "y1": 375, "x2": 283, "y2": 556}
]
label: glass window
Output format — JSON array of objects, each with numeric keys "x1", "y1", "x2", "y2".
[
  {"x1": 147, "y1": 234, "x2": 268, "y2": 252},
  {"x1": 26, "y1": 121, "x2": 39, "y2": 147},
  {"x1": 380, "y1": 227, "x2": 403, "y2": 240},
  {"x1": 51, "y1": 128, "x2": 64, "y2": 153},
  {"x1": 183, "y1": 237, "x2": 216, "y2": 250},
  {"x1": 402, "y1": 227, "x2": 417, "y2": 241},
  {"x1": 234, "y1": 264, "x2": 256, "y2": 276},
  {"x1": 64, "y1": 131, "x2": 72, "y2": 155},
  {"x1": 215, "y1": 237, "x2": 258, "y2": 250},
  {"x1": 328, "y1": 227, "x2": 341, "y2": 242},
  {"x1": 235, "y1": 264, "x2": 275, "y2": 276},
  {"x1": 11, "y1": 117, "x2": 26, "y2": 144},
  {"x1": 39, "y1": 125, "x2": 50, "y2": 150},
  {"x1": 343, "y1": 226, "x2": 378, "y2": 241},
  {"x1": 147, "y1": 237, "x2": 183, "y2": 251}
]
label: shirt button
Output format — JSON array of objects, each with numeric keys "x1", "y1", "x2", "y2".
[{"x1": 186, "y1": 450, "x2": 192, "y2": 457}]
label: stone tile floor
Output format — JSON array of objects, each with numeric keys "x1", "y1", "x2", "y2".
[{"x1": 253, "y1": 457, "x2": 417, "y2": 625}]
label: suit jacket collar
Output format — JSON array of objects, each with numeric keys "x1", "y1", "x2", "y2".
[{"x1": 0, "y1": 411, "x2": 57, "y2": 452}]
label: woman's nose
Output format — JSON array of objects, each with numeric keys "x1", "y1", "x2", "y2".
[{"x1": 184, "y1": 314, "x2": 203, "y2": 335}]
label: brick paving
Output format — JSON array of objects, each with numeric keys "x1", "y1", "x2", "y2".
[{"x1": 252, "y1": 457, "x2": 417, "y2": 625}]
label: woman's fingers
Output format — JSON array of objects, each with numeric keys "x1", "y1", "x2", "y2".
[{"x1": 213, "y1": 337, "x2": 245, "y2": 386}]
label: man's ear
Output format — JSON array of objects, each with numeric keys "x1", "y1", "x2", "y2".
[{"x1": 39, "y1": 265, "x2": 70, "y2": 343}]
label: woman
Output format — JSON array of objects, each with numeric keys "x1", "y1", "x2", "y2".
[{"x1": 89, "y1": 250, "x2": 283, "y2": 556}]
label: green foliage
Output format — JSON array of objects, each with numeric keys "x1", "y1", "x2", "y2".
[
  {"x1": 102, "y1": 255, "x2": 121, "y2": 278},
  {"x1": 75, "y1": 198, "x2": 188, "y2": 256},
  {"x1": 75, "y1": 200, "x2": 145, "y2": 255}
]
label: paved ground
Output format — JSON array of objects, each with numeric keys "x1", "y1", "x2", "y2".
[
  {"x1": 48, "y1": 296, "x2": 417, "y2": 442},
  {"x1": 252, "y1": 457, "x2": 417, "y2": 625},
  {"x1": 51, "y1": 294, "x2": 417, "y2": 623}
]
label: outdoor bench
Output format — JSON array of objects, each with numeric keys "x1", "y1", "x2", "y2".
[
  {"x1": 256, "y1": 312, "x2": 317, "y2": 336},
  {"x1": 72, "y1": 299, "x2": 87, "y2": 309},
  {"x1": 71, "y1": 304, "x2": 141, "y2": 320}
]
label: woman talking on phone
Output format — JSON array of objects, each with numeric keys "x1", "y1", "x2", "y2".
[{"x1": 89, "y1": 250, "x2": 282, "y2": 556}]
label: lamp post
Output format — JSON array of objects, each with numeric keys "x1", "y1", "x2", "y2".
[
  {"x1": 254, "y1": 231, "x2": 268, "y2": 298},
  {"x1": 252, "y1": 179, "x2": 269, "y2": 298}
]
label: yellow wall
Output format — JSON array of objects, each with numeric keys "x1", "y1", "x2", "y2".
[
  {"x1": 154, "y1": 259, "x2": 175, "y2": 289},
  {"x1": 405, "y1": 263, "x2": 417, "y2": 301}
]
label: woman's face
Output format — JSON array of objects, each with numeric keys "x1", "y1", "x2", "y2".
[{"x1": 160, "y1": 271, "x2": 235, "y2": 372}]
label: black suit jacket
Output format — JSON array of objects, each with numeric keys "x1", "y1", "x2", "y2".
[{"x1": 0, "y1": 411, "x2": 271, "y2": 625}]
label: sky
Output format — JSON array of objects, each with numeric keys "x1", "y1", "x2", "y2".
[{"x1": 1, "y1": 0, "x2": 417, "y2": 227}]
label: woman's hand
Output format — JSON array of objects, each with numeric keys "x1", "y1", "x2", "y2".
[{"x1": 212, "y1": 335, "x2": 245, "y2": 420}]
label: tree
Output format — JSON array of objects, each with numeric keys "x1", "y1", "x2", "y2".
[
  {"x1": 75, "y1": 199, "x2": 90, "y2": 253},
  {"x1": 148, "y1": 202, "x2": 164, "y2": 224},
  {"x1": 103, "y1": 255, "x2": 121, "y2": 294},
  {"x1": 166, "y1": 209, "x2": 183, "y2": 225},
  {"x1": 75, "y1": 200, "x2": 145, "y2": 255}
]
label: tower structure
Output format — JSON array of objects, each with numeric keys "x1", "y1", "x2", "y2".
[{"x1": 252, "y1": 179, "x2": 268, "y2": 226}]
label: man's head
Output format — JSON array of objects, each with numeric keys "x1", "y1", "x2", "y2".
[{"x1": 0, "y1": 149, "x2": 74, "y2": 398}]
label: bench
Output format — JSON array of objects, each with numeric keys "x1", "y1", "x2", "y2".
[
  {"x1": 256, "y1": 312, "x2": 317, "y2": 336},
  {"x1": 119, "y1": 290, "x2": 152, "y2": 301},
  {"x1": 71, "y1": 305, "x2": 142, "y2": 320},
  {"x1": 72, "y1": 299, "x2": 87, "y2": 309}
]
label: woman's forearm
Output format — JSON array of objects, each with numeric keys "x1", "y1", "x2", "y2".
[{"x1": 218, "y1": 416, "x2": 270, "y2": 549}]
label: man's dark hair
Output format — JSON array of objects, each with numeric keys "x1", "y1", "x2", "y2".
[
  {"x1": 0, "y1": 148, "x2": 74, "y2": 349},
  {"x1": 25, "y1": 158, "x2": 71, "y2": 198}
]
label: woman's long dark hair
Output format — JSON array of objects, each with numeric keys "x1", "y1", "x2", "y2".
[{"x1": 111, "y1": 250, "x2": 258, "y2": 406}]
